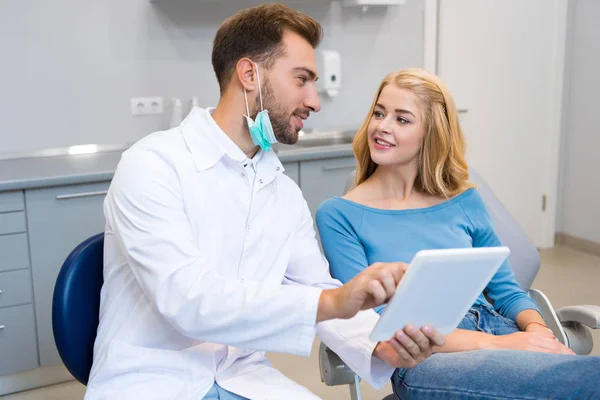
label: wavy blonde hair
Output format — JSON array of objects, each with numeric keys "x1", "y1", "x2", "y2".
[{"x1": 353, "y1": 68, "x2": 474, "y2": 198}]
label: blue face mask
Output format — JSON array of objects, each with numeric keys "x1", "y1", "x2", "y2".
[{"x1": 244, "y1": 63, "x2": 278, "y2": 151}]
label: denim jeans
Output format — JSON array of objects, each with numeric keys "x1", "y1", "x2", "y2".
[
  {"x1": 202, "y1": 383, "x2": 248, "y2": 400},
  {"x1": 392, "y1": 303, "x2": 600, "y2": 399}
]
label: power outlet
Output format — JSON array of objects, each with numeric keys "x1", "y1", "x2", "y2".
[{"x1": 130, "y1": 97, "x2": 164, "y2": 116}]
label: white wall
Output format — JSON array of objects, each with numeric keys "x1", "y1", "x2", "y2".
[
  {"x1": 556, "y1": 0, "x2": 600, "y2": 243},
  {"x1": 0, "y1": 0, "x2": 424, "y2": 156}
]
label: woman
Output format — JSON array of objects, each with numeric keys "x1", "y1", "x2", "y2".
[{"x1": 315, "y1": 68, "x2": 600, "y2": 399}]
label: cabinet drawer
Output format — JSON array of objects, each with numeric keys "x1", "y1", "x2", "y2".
[
  {"x1": 26, "y1": 180, "x2": 110, "y2": 367},
  {"x1": 0, "y1": 191, "x2": 24, "y2": 213},
  {"x1": 0, "y1": 233, "x2": 30, "y2": 272},
  {"x1": 0, "y1": 269, "x2": 33, "y2": 309},
  {"x1": 0, "y1": 212, "x2": 27, "y2": 235},
  {"x1": 0, "y1": 304, "x2": 38, "y2": 375}
]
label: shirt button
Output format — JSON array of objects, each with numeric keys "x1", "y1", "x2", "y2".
[
  {"x1": 240, "y1": 278, "x2": 244, "y2": 283},
  {"x1": 276, "y1": 167, "x2": 280, "y2": 171},
  {"x1": 259, "y1": 179, "x2": 263, "y2": 184}
]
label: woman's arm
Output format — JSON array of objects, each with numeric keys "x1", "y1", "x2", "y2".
[
  {"x1": 437, "y1": 327, "x2": 574, "y2": 354},
  {"x1": 459, "y1": 191, "x2": 542, "y2": 321},
  {"x1": 515, "y1": 309, "x2": 554, "y2": 335},
  {"x1": 315, "y1": 199, "x2": 383, "y2": 313},
  {"x1": 432, "y1": 329, "x2": 496, "y2": 352},
  {"x1": 432, "y1": 311, "x2": 556, "y2": 353},
  {"x1": 454, "y1": 191, "x2": 574, "y2": 354},
  {"x1": 315, "y1": 200, "x2": 370, "y2": 282}
]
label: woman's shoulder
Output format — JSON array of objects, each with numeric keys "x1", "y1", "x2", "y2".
[
  {"x1": 455, "y1": 186, "x2": 497, "y2": 230},
  {"x1": 456, "y1": 187, "x2": 486, "y2": 210},
  {"x1": 316, "y1": 196, "x2": 360, "y2": 215},
  {"x1": 315, "y1": 196, "x2": 363, "y2": 226}
]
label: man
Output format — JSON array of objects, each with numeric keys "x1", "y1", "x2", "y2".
[{"x1": 86, "y1": 4, "x2": 444, "y2": 399}]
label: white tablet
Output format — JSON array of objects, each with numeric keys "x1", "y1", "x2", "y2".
[{"x1": 369, "y1": 247, "x2": 510, "y2": 342}]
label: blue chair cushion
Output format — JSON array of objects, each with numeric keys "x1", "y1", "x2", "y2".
[{"x1": 52, "y1": 233, "x2": 104, "y2": 385}]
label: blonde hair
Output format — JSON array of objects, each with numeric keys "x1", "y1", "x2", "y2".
[{"x1": 353, "y1": 68, "x2": 474, "y2": 198}]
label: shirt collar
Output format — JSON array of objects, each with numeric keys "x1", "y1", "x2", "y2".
[{"x1": 181, "y1": 107, "x2": 284, "y2": 181}]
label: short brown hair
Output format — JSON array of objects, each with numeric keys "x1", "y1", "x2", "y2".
[{"x1": 212, "y1": 4, "x2": 322, "y2": 93}]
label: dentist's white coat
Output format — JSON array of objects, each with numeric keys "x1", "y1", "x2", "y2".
[{"x1": 85, "y1": 108, "x2": 394, "y2": 400}]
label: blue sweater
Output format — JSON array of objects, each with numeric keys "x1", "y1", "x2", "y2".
[{"x1": 315, "y1": 188, "x2": 540, "y2": 320}]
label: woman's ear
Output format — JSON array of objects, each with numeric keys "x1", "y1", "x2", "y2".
[{"x1": 235, "y1": 58, "x2": 258, "y2": 92}]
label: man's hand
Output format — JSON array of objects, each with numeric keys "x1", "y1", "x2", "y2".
[
  {"x1": 373, "y1": 325, "x2": 445, "y2": 368},
  {"x1": 317, "y1": 262, "x2": 407, "y2": 322},
  {"x1": 491, "y1": 331, "x2": 575, "y2": 355}
]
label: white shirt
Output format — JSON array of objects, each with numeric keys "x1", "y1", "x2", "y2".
[{"x1": 85, "y1": 107, "x2": 394, "y2": 400}]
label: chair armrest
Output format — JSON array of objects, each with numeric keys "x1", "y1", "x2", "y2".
[
  {"x1": 530, "y1": 289, "x2": 595, "y2": 355},
  {"x1": 318, "y1": 342, "x2": 357, "y2": 386},
  {"x1": 556, "y1": 305, "x2": 600, "y2": 329},
  {"x1": 527, "y1": 289, "x2": 569, "y2": 345}
]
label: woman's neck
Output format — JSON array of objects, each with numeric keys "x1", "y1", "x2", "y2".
[
  {"x1": 346, "y1": 162, "x2": 445, "y2": 211},
  {"x1": 368, "y1": 163, "x2": 419, "y2": 201}
]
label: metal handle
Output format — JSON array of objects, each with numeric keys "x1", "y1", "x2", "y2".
[
  {"x1": 0, "y1": 289, "x2": 3, "y2": 295},
  {"x1": 56, "y1": 190, "x2": 108, "y2": 200},
  {"x1": 0, "y1": 325, "x2": 5, "y2": 331},
  {"x1": 323, "y1": 164, "x2": 356, "y2": 172},
  {"x1": 457, "y1": 108, "x2": 468, "y2": 114}
]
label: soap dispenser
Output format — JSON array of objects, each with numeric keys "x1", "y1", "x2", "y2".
[
  {"x1": 315, "y1": 50, "x2": 341, "y2": 97},
  {"x1": 170, "y1": 98, "x2": 183, "y2": 128}
]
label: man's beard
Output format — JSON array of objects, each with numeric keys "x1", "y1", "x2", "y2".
[{"x1": 251, "y1": 78, "x2": 309, "y2": 145}]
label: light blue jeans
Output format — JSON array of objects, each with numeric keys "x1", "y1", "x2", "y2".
[
  {"x1": 202, "y1": 383, "x2": 247, "y2": 400},
  {"x1": 392, "y1": 303, "x2": 600, "y2": 399}
]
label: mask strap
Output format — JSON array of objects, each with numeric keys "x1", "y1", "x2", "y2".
[
  {"x1": 254, "y1": 62, "x2": 264, "y2": 111},
  {"x1": 243, "y1": 89, "x2": 250, "y2": 117}
]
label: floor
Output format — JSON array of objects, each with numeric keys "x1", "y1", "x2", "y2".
[{"x1": 2, "y1": 245, "x2": 599, "y2": 400}]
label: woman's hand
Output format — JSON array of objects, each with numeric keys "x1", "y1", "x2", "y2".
[
  {"x1": 373, "y1": 324, "x2": 445, "y2": 368},
  {"x1": 490, "y1": 331, "x2": 575, "y2": 355}
]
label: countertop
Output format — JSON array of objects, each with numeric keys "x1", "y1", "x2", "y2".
[{"x1": 0, "y1": 143, "x2": 354, "y2": 192}]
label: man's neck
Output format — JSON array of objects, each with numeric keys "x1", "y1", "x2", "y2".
[{"x1": 211, "y1": 93, "x2": 260, "y2": 159}]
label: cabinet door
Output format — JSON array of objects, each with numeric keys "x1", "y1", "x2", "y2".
[
  {"x1": 299, "y1": 157, "x2": 356, "y2": 217},
  {"x1": 0, "y1": 304, "x2": 38, "y2": 375},
  {"x1": 26, "y1": 181, "x2": 110, "y2": 367}
]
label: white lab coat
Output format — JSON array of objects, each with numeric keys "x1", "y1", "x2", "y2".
[{"x1": 85, "y1": 107, "x2": 394, "y2": 400}]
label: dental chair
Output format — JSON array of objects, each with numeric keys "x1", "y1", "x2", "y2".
[{"x1": 318, "y1": 169, "x2": 600, "y2": 400}]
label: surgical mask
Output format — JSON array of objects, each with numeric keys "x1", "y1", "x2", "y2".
[{"x1": 243, "y1": 63, "x2": 278, "y2": 151}]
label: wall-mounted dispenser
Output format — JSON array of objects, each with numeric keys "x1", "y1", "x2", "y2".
[{"x1": 315, "y1": 50, "x2": 341, "y2": 98}]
